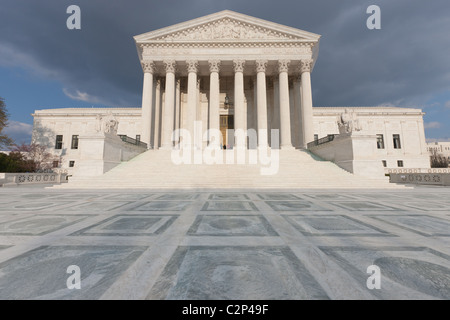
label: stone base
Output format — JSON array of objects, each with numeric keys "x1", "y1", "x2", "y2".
[
  {"x1": 309, "y1": 133, "x2": 386, "y2": 178},
  {"x1": 74, "y1": 133, "x2": 146, "y2": 178}
]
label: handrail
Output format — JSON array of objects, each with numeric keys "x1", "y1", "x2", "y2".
[
  {"x1": 307, "y1": 134, "x2": 336, "y2": 149},
  {"x1": 118, "y1": 135, "x2": 147, "y2": 148}
]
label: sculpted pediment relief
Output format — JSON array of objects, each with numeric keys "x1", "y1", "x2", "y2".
[{"x1": 152, "y1": 18, "x2": 304, "y2": 42}]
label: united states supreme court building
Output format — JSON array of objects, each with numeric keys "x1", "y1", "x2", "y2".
[{"x1": 31, "y1": 11, "x2": 431, "y2": 187}]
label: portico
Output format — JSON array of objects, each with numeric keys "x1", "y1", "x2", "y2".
[{"x1": 134, "y1": 10, "x2": 320, "y2": 150}]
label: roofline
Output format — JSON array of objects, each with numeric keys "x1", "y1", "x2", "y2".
[
  {"x1": 313, "y1": 106, "x2": 424, "y2": 115},
  {"x1": 134, "y1": 10, "x2": 321, "y2": 42}
]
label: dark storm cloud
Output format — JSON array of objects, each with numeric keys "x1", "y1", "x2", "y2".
[{"x1": 1, "y1": 0, "x2": 450, "y2": 108}]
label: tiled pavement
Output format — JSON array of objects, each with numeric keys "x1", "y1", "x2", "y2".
[{"x1": 0, "y1": 187, "x2": 449, "y2": 299}]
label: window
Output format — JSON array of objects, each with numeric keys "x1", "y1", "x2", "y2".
[
  {"x1": 314, "y1": 134, "x2": 319, "y2": 141},
  {"x1": 136, "y1": 135, "x2": 141, "y2": 143},
  {"x1": 55, "y1": 135, "x2": 63, "y2": 149},
  {"x1": 397, "y1": 160, "x2": 404, "y2": 167},
  {"x1": 71, "y1": 135, "x2": 79, "y2": 149},
  {"x1": 52, "y1": 161, "x2": 59, "y2": 168},
  {"x1": 69, "y1": 161, "x2": 75, "y2": 168},
  {"x1": 376, "y1": 134, "x2": 385, "y2": 149},
  {"x1": 393, "y1": 134, "x2": 401, "y2": 149},
  {"x1": 382, "y1": 160, "x2": 387, "y2": 167}
]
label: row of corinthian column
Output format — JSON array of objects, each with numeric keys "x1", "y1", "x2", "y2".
[{"x1": 141, "y1": 59, "x2": 314, "y2": 150}]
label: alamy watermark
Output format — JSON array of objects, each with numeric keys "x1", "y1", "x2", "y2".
[
  {"x1": 66, "y1": 265, "x2": 81, "y2": 289},
  {"x1": 366, "y1": 265, "x2": 381, "y2": 290},
  {"x1": 66, "y1": 5, "x2": 81, "y2": 30},
  {"x1": 366, "y1": 5, "x2": 381, "y2": 30},
  {"x1": 170, "y1": 121, "x2": 280, "y2": 175}
]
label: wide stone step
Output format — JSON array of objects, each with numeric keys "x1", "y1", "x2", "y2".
[{"x1": 56, "y1": 149, "x2": 403, "y2": 189}]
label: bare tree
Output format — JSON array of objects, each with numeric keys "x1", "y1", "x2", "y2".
[
  {"x1": 12, "y1": 143, "x2": 58, "y2": 172},
  {"x1": 430, "y1": 149, "x2": 449, "y2": 168},
  {"x1": 0, "y1": 97, "x2": 13, "y2": 149}
]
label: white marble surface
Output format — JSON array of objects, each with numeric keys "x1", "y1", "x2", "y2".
[{"x1": 0, "y1": 187, "x2": 449, "y2": 299}]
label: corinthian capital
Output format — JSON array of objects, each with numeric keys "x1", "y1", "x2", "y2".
[
  {"x1": 163, "y1": 60, "x2": 176, "y2": 73},
  {"x1": 186, "y1": 60, "x2": 199, "y2": 73},
  {"x1": 208, "y1": 60, "x2": 221, "y2": 73},
  {"x1": 141, "y1": 61, "x2": 155, "y2": 74},
  {"x1": 233, "y1": 59, "x2": 245, "y2": 73},
  {"x1": 299, "y1": 59, "x2": 314, "y2": 73},
  {"x1": 255, "y1": 60, "x2": 268, "y2": 73},
  {"x1": 278, "y1": 60, "x2": 290, "y2": 73}
]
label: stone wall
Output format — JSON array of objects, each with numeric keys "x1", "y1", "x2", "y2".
[
  {"x1": 390, "y1": 173, "x2": 450, "y2": 186},
  {"x1": 313, "y1": 107, "x2": 430, "y2": 171},
  {"x1": 309, "y1": 132, "x2": 385, "y2": 178},
  {"x1": 31, "y1": 108, "x2": 142, "y2": 176},
  {"x1": 73, "y1": 132, "x2": 146, "y2": 178},
  {"x1": 0, "y1": 172, "x2": 68, "y2": 187}
]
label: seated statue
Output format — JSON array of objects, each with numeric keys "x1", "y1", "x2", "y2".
[
  {"x1": 95, "y1": 112, "x2": 119, "y2": 135},
  {"x1": 337, "y1": 109, "x2": 362, "y2": 134}
]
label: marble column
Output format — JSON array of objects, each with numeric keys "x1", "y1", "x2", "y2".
[
  {"x1": 141, "y1": 61, "x2": 154, "y2": 149},
  {"x1": 208, "y1": 60, "x2": 221, "y2": 148},
  {"x1": 293, "y1": 75, "x2": 303, "y2": 148},
  {"x1": 278, "y1": 60, "x2": 293, "y2": 149},
  {"x1": 255, "y1": 60, "x2": 268, "y2": 148},
  {"x1": 233, "y1": 59, "x2": 246, "y2": 149},
  {"x1": 153, "y1": 79, "x2": 161, "y2": 148},
  {"x1": 289, "y1": 79, "x2": 296, "y2": 147},
  {"x1": 272, "y1": 77, "x2": 280, "y2": 146},
  {"x1": 161, "y1": 60, "x2": 176, "y2": 149},
  {"x1": 186, "y1": 60, "x2": 198, "y2": 149},
  {"x1": 300, "y1": 59, "x2": 314, "y2": 148},
  {"x1": 174, "y1": 78, "x2": 181, "y2": 146}
]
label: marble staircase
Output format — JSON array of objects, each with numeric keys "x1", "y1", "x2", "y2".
[{"x1": 57, "y1": 149, "x2": 404, "y2": 189}]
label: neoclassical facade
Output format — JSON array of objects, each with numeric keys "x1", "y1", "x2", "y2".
[
  {"x1": 31, "y1": 10, "x2": 431, "y2": 179},
  {"x1": 134, "y1": 10, "x2": 320, "y2": 150}
]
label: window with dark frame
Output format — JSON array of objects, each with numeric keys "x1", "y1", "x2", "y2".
[
  {"x1": 71, "y1": 135, "x2": 79, "y2": 149},
  {"x1": 397, "y1": 160, "x2": 404, "y2": 167},
  {"x1": 52, "y1": 160, "x2": 59, "y2": 168},
  {"x1": 376, "y1": 134, "x2": 385, "y2": 149},
  {"x1": 314, "y1": 134, "x2": 318, "y2": 141},
  {"x1": 393, "y1": 134, "x2": 401, "y2": 149},
  {"x1": 55, "y1": 135, "x2": 63, "y2": 149},
  {"x1": 69, "y1": 161, "x2": 75, "y2": 167},
  {"x1": 382, "y1": 160, "x2": 387, "y2": 167}
]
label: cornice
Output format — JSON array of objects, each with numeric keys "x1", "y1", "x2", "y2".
[
  {"x1": 313, "y1": 107, "x2": 424, "y2": 116},
  {"x1": 33, "y1": 113, "x2": 142, "y2": 118},
  {"x1": 140, "y1": 41, "x2": 316, "y2": 49}
]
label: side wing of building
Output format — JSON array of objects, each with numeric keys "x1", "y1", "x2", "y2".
[{"x1": 31, "y1": 108, "x2": 142, "y2": 175}]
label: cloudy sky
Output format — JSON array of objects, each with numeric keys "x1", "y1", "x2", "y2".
[{"x1": 1, "y1": 0, "x2": 449, "y2": 144}]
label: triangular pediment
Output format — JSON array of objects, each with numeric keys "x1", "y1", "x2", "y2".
[{"x1": 134, "y1": 10, "x2": 320, "y2": 43}]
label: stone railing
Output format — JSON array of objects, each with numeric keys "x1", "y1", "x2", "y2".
[
  {"x1": 307, "y1": 135, "x2": 336, "y2": 149},
  {"x1": 0, "y1": 172, "x2": 68, "y2": 187},
  {"x1": 118, "y1": 135, "x2": 148, "y2": 149},
  {"x1": 389, "y1": 172, "x2": 450, "y2": 186},
  {"x1": 386, "y1": 168, "x2": 450, "y2": 174}
]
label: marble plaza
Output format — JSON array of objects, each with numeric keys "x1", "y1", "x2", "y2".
[{"x1": 0, "y1": 186, "x2": 449, "y2": 300}]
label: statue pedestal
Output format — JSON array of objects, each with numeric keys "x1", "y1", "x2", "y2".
[
  {"x1": 309, "y1": 132, "x2": 385, "y2": 179},
  {"x1": 74, "y1": 132, "x2": 145, "y2": 177}
]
